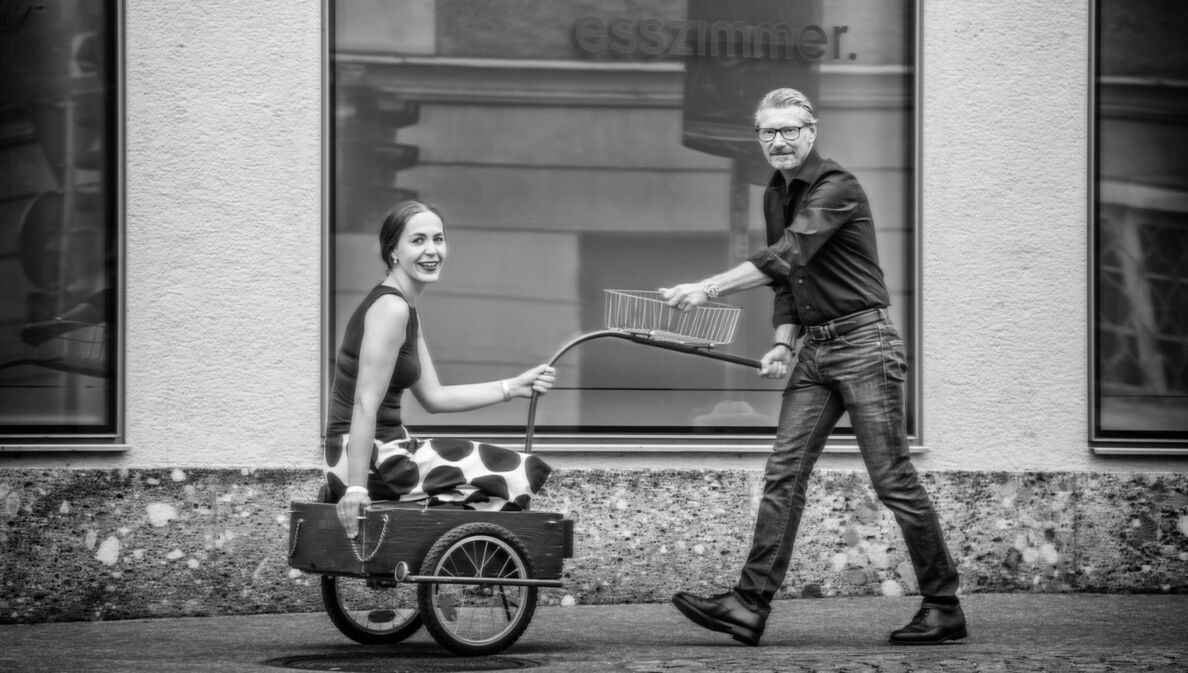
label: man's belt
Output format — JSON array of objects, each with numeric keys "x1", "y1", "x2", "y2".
[{"x1": 805, "y1": 308, "x2": 887, "y2": 341}]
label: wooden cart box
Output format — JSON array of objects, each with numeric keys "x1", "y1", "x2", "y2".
[{"x1": 288, "y1": 501, "x2": 574, "y2": 578}]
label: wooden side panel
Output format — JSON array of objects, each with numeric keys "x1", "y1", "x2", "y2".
[
  {"x1": 288, "y1": 502, "x2": 572, "y2": 580},
  {"x1": 287, "y1": 502, "x2": 365, "y2": 575},
  {"x1": 364, "y1": 507, "x2": 571, "y2": 579}
]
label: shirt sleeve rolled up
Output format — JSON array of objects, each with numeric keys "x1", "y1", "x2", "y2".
[{"x1": 748, "y1": 171, "x2": 863, "y2": 282}]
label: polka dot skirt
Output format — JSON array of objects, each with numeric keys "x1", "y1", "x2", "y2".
[{"x1": 325, "y1": 433, "x2": 552, "y2": 511}]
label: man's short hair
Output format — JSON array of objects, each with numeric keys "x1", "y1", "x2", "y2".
[{"x1": 754, "y1": 88, "x2": 819, "y2": 126}]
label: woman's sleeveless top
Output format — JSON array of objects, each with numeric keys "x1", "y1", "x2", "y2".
[{"x1": 325, "y1": 285, "x2": 420, "y2": 442}]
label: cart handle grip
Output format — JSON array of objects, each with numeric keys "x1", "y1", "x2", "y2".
[{"x1": 524, "y1": 330, "x2": 762, "y2": 453}]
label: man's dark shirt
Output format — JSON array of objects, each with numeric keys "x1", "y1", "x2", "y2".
[{"x1": 747, "y1": 149, "x2": 889, "y2": 327}]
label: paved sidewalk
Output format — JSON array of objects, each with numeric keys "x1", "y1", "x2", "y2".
[{"x1": 2, "y1": 594, "x2": 1186, "y2": 672}]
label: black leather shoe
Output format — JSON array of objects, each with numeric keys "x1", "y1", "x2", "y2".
[
  {"x1": 889, "y1": 601, "x2": 968, "y2": 645},
  {"x1": 672, "y1": 591, "x2": 766, "y2": 646}
]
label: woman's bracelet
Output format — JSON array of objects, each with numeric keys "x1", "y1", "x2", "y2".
[
  {"x1": 773, "y1": 341, "x2": 794, "y2": 353},
  {"x1": 345, "y1": 485, "x2": 369, "y2": 497},
  {"x1": 500, "y1": 379, "x2": 512, "y2": 402}
]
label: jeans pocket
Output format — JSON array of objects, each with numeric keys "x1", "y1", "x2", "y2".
[
  {"x1": 838, "y1": 323, "x2": 881, "y2": 346},
  {"x1": 881, "y1": 337, "x2": 907, "y2": 383}
]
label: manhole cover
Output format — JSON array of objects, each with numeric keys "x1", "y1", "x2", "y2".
[{"x1": 266, "y1": 653, "x2": 538, "y2": 673}]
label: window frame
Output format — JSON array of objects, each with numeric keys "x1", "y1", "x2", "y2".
[
  {"x1": 1088, "y1": 0, "x2": 1188, "y2": 455},
  {"x1": 0, "y1": 0, "x2": 126, "y2": 452},
  {"x1": 320, "y1": 0, "x2": 925, "y2": 453}
]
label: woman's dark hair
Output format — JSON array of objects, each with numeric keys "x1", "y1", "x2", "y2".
[{"x1": 379, "y1": 200, "x2": 443, "y2": 271}]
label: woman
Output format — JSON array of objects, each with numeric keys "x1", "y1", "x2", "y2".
[{"x1": 326, "y1": 200, "x2": 556, "y2": 538}]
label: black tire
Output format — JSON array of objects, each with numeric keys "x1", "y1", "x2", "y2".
[
  {"x1": 321, "y1": 574, "x2": 423, "y2": 644},
  {"x1": 417, "y1": 522, "x2": 538, "y2": 656}
]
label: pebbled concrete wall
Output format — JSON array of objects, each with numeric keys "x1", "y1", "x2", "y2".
[{"x1": 2, "y1": 468, "x2": 1185, "y2": 623}]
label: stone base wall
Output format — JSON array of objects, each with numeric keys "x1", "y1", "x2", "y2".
[{"x1": 1, "y1": 468, "x2": 1186, "y2": 623}]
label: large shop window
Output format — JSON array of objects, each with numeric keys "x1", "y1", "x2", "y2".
[
  {"x1": 1092, "y1": 0, "x2": 1188, "y2": 451},
  {"x1": 327, "y1": 0, "x2": 919, "y2": 447},
  {"x1": 0, "y1": 2, "x2": 122, "y2": 442}
]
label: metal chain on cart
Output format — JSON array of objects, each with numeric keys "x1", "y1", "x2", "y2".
[
  {"x1": 350, "y1": 513, "x2": 391, "y2": 562},
  {"x1": 287, "y1": 513, "x2": 392, "y2": 563}
]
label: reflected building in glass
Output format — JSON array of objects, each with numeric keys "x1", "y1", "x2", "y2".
[
  {"x1": 1094, "y1": 0, "x2": 1188, "y2": 442},
  {"x1": 328, "y1": 0, "x2": 918, "y2": 443}
]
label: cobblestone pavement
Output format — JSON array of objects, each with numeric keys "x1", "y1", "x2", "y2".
[
  {"x1": 620, "y1": 651, "x2": 1188, "y2": 672},
  {"x1": 3, "y1": 594, "x2": 1187, "y2": 673},
  {"x1": 264, "y1": 650, "x2": 1188, "y2": 673}
]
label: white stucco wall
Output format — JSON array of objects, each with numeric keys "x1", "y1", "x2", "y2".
[
  {"x1": 122, "y1": 0, "x2": 323, "y2": 468},
  {"x1": 7, "y1": 1, "x2": 1181, "y2": 472},
  {"x1": 920, "y1": 1, "x2": 1098, "y2": 471}
]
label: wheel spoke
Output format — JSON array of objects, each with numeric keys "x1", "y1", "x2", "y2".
[
  {"x1": 494, "y1": 552, "x2": 515, "y2": 579},
  {"x1": 498, "y1": 586, "x2": 512, "y2": 621},
  {"x1": 479, "y1": 540, "x2": 496, "y2": 576},
  {"x1": 461, "y1": 540, "x2": 483, "y2": 574}
]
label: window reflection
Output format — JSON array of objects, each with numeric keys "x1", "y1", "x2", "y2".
[
  {"x1": 0, "y1": 1, "x2": 118, "y2": 436},
  {"x1": 329, "y1": 0, "x2": 917, "y2": 437},
  {"x1": 1094, "y1": 0, "x2": 1188, "y2": 440}
]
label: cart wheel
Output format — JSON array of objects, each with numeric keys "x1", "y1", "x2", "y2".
[
  {"x1": 417, "y1": 522, "x2": 538, "y2": 656},
  {"x1": 321, "y1": 574, "x2": 422, "y2": 644},
  {"x1": 316, "y1": 484, "x2": 421, "y2": 644}
]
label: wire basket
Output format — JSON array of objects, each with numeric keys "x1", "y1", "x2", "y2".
[{"x1": 604, "y1": 289, "x2": 740, "y2": 347}]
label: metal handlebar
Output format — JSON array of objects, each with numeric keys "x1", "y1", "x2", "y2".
[{"x1": 523, "y1": 330, "x2": 762, "y2": 453}]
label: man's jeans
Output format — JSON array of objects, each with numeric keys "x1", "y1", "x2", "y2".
[{"x1": 734, "y1": 320, "x2": 960, "y2": 615}]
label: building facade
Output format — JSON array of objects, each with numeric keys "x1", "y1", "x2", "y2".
[{"x1": 1, "y1": 0, "x2": 1186, "y2": 622}]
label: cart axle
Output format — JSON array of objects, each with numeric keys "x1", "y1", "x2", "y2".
[{"x1": 393, "y1": 561, "x2": 563, "y2": 588}]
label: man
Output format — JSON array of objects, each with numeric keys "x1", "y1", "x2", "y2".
[{"x1": 661, "y1": 88, "x2": 965, "y2": 646}]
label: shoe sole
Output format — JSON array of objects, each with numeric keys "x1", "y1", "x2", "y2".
[
  {"x1": 671, "y1": 595, "x2": 761, "y2": 646},
  {"x1": 889, "y1": 629, "x2": 969, "y2": 646}
]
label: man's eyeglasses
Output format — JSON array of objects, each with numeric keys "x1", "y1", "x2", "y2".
[{"x1": 755, "y1": 126, "x2": 806, "y2": 142}]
